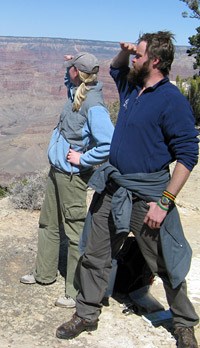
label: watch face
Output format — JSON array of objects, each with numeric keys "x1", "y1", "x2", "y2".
[{"x1": 161, "y1": 196, "x2": 170, "y2": 205}]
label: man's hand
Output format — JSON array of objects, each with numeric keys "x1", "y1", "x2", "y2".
[
  {"x1": 111, "y1": 42, "x2": 137, "y2": 68},
  {"x1": 144, "y1": 202, "x2": 167, "y2": 229},
  {"x1": 120, "y1": 42, "x2": 137, "y2": 55},
  {"x1": 67, "y1": 148, "x2": 81, "y2": 165}
]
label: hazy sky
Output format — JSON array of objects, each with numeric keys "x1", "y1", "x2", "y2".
[{"x1": 1, "y1": 0, "x2": 199, "y2": 45}]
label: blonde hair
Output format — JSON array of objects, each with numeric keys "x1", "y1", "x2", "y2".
[{"x1": 72, "y1": 71, "x2": 98, "y2": 112}]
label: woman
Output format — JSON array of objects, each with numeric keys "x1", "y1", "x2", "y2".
[{"x1": 20, "y1": 52, "x2": 114, "y2": 308}]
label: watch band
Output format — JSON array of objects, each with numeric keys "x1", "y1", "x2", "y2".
[
  {"x1": 157, "y1": 200, "x2": 169, "y2": 211},
  {"x1": 161, "y1": 195, "x2": 172, "y2": 206}
]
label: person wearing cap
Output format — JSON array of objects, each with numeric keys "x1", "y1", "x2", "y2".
[{"x1": 20, "y1": 52, "x2": 114, "y2": 309}]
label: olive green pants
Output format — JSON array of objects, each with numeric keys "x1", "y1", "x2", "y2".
[{"x1": 34, "y1": 166, "x2": 91, "y2": 299}]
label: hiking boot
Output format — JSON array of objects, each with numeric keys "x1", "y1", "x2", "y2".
[
  {"x1": 174, "y1": 326, "x2": 198, "y2": 348},
  {"x1": 56, "y1": 313, "x2": 98, "y2": 339},
  {"x1": 55, "y1": 295, "x2": 76, "y2": 308},
  {"x1": 20, "y1": 273, "x2": 36, "y2": 284},
  {"x1": 101, "y1": 296, "x2": 110, "y2": 307}
]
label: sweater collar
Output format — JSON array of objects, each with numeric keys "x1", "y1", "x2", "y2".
[{"x1": 136, "y1": 76, "x2": 169, "y2": 93}]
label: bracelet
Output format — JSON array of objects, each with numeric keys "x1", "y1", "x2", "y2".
[
  {"x1": 163, "y1": 190, "x2": 176, "y2": 202},
  {"x1": 157, "y1": 200, "x2": 169, "y2": 211}
]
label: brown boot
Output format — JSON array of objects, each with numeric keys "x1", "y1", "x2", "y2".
[
  {"x1": 56, "y1": 313, "x2": 98, "y2": 340},
  {"x1": 174, "y1": 326, "x2": 198, "y2": 348}
]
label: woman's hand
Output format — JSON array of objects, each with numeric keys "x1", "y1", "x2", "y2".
[
  {"x1": 67, "y1": 148, "x2": 81, "y2": 165},
  {"x1": 64, "y1": 54, "x2": 74, "y2": 61}
]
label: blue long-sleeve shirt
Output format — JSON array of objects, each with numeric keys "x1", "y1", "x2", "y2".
[
  {"x1": 48, "y1": 82, "x2": 114, "y2": 174},
  {"x1": 64, "y1": 67, "x2": 74, "y2": 100},
  {"x1": 110, "y1": 66, "x2": 199, "y2": 174}
]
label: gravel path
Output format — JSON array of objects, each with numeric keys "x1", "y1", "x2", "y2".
[{"x1": 0, "y1": 158, "x2": 200, "y2": 347}]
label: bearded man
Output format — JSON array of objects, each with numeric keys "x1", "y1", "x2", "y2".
[{"x1": 56, "y1": 31, "x2": 199, "y2": 348}]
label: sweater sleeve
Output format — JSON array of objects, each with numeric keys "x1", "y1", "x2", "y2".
[
  {"x1": 162, "y1": 91, "x2": 199, "y2": 171},
  {"x1": 80, "y1": 105, "x2": 114, "y2": 167},
  {"x1": 64, "y1": 67, "x2": 74, "y2": 100},
  {"x1": 110, "y1": 65, "x2": 133, "y2": 103}
]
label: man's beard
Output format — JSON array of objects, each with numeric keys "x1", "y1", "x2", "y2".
[{"x1": 128, "y1": 60, "x2": 150, "y2": 87}]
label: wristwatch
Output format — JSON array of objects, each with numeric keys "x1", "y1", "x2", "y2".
[{"x1": 160, "y1": 195, "x2": 173, "y2": 206}]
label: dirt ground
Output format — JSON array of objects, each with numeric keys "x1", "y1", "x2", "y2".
[{"x1": 0, "y1": 160, "x2": 200, "y2": 348}]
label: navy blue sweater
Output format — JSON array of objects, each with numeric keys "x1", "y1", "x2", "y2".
[{"x1": 110, "y1": 66, "x2": 199, "y2": 174}]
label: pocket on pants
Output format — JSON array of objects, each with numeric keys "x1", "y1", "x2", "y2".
[{"x1": 64, "y1": 202, "x2": 87, "y2": 221}]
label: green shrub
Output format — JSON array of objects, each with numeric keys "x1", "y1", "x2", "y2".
[
  {"x1": 176, "y1": 75, "x2": 200, "y2": 125},
  {"x1": 0, "y1": 186, "x2": 8, "y2": 198},
  {"x1": 9, "y1": 169, "x2": 48, "y2": 210},
  {"x1": 107, "y1": 100, "x2": 119, "y2": 126}
]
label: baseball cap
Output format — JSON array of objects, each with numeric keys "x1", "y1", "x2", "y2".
[{"x1": 66, "y1": 52, "x2": 99, "y2": 74}]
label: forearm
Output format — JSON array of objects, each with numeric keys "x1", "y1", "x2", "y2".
[
  {"x1": 80, "y1": 143, "x2": 111, "y2": 167},
  {"x1": 157, "y1": 162, "x2": 191, "y2": 212},
  {"x1": 144, "y1": 162, "x2": 191, "y2": 229},
  {"x1": 80, "y1": 106, "x2": 114, "y2": 167},
  {"x1": 111, "y1": 42, "x2": 136, "y2": 68},
  {"x1": 166, "y1": 162, "x2": 191, "y2": 197},
  {"x1": 111, "y1": 50, "x2": 130, "y2": 68}
]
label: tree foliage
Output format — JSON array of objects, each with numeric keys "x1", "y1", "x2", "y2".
[
  {"x1": 176, "y1": 75, "x2": 200, "y2": 125},
  {"x1": 180, "y1": 0, "x2": 200, "y2": 71},
  {"x1": 179, "y1": 1, "x2": 200, "y2": 122},
  {"x1": 189, "y1": 76, "x2": 200, "y2": 124},
  {"x1": 187, "y1": 26, "x2": 200, "y2": 69},
  {"x1": 180, "y1": 0, "x2": 200, "y2": 19}
]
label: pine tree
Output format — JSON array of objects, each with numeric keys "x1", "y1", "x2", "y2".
[{"x1": 180, "y1": 0, "x2": 200, "y2": 72}]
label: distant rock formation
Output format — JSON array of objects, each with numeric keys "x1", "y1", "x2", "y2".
[{"x1": 0, "y1": 36, "x2": 196, "y2": 185}]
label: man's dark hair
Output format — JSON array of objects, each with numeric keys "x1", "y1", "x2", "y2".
[{"x1": 138, "y1": 31, "x2": 175, "y2": 76}]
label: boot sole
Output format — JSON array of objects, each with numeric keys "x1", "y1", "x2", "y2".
[
  {"x1": 55, "y1": 302, "x2": 75, "y2": 308},
  {"x1": 56, "y1": 323, "x2": 98, "y2": 340},
  {"x1": 20, "y1": 280, "x2": 36, "y2": 284}
]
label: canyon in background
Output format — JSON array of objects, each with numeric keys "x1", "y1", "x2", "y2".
[{"x1": 0, "y1": 36, "x2": 196, "y2": 186}]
